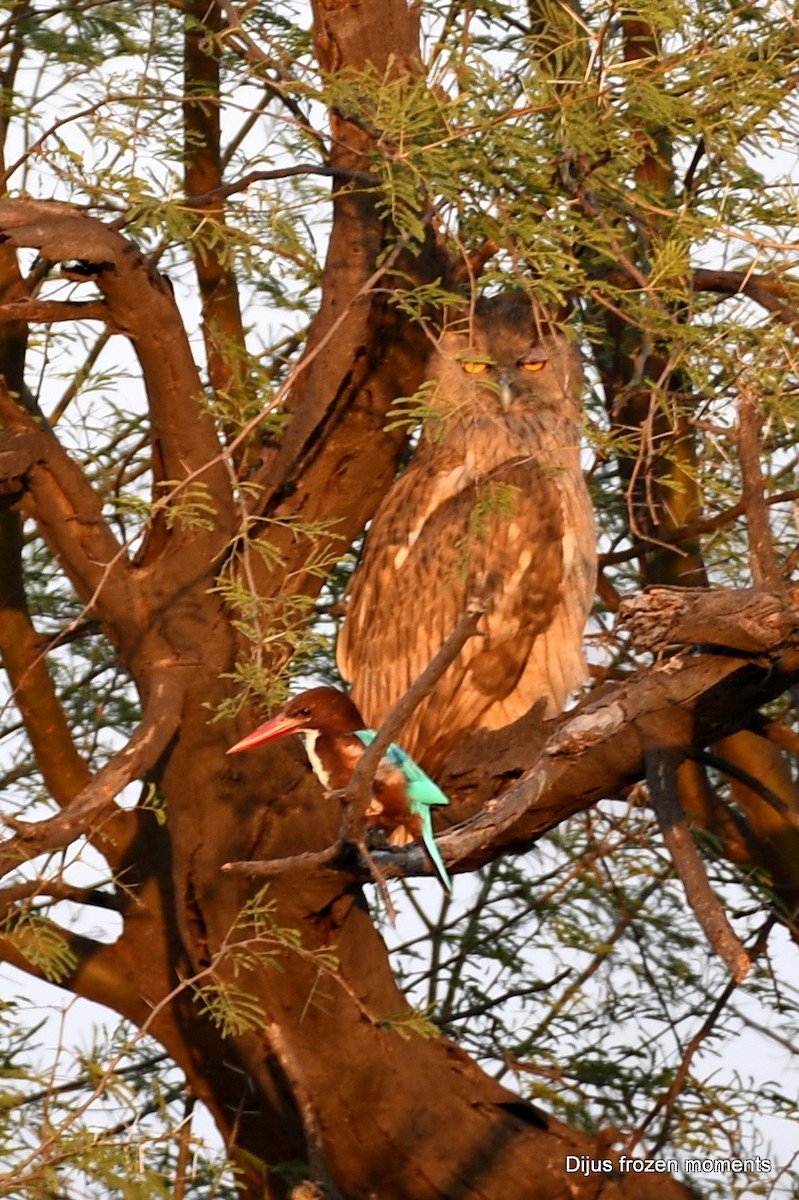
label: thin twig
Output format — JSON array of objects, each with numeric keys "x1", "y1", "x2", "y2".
[
  {"x1": 183, "y1": 164, "x2": 380, "y2": 208},
  {"x1": 737, "y1": 387, "x2": 784, "y2": 591},
  {"x1": 173, "y1": 1091, "x2": 195, "y2": 1200},
  {"x1": 355, "y1": 839, "x2": 397, "y2": 926},
  {"x1": 627, "y1": 916, "x2": 774, "y2": 1156},
  {"x1": 600, "y1": 485, "x2": 799, "y2": 567},
  {"x1": 341, "y1": 601, "x2": 486, "y2": 842},
  {"x1": 645, "y1": 747, "x2": 750, "y2": 981}
]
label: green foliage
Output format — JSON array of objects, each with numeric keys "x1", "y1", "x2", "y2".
[
  {"x1": 376, "y1": 1008, "x2": 442, "y2": 1041},
  {"x1": 139, "y1": 782, "x2": 167, "y2": 826},
  {"x1": 385, "y1": 379, "x2": 441, "y2": 431},
  {"x1": 466, "y1": 482, "x2": 520, "y2": 542},
  {"x1": 0, "y1": 912, "x2": 78, "y2": 983},
  {"x1": 210, "y1": 515, "x2": 342, "y2": 721},
  {"x1": 157, "y1": 480, "x2": 220, "y2": 534},
  {"x1": 0, "y1": 1012, "x2": 235, "y2": 1200},
  {"x1": 192, "y1": 978, "x2": 267, "y2": 1040},
  {"x1": 192, "y1": 889, "x2": 339, "y2": 1038}
]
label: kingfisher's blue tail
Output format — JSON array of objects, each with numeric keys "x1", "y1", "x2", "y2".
[{"x1": 418, "y1": 807, "x2": 452, "y2": 893}]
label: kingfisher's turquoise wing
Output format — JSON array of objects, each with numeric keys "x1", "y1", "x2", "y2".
[
  {"x1": 355, "y1": 729, "x2": 452, "y2": 893},
  {"x1": 355, "y1": 730, "x2": 449, "y2": 809}
]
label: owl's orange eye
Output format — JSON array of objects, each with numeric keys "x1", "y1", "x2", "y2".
[
  {"x1": 521, "y1": 359, "x2": 547, "y2": 373},
  {"x1": 462, "y1": 360, "x2": 489, "y2": 375}
]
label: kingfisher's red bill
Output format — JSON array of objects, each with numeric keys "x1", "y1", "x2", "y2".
[{"x1": 227, "y1": 711, "x2": 310, "y2": 753}]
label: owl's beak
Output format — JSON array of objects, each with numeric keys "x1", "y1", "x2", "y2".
[{"x1": 498, "y1": 376, "x2": 513, "y2": 411}]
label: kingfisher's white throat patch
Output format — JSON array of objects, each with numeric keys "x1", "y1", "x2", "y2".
[{"x1": 300, "y1": 729, "x2": 330, "y2": 788}]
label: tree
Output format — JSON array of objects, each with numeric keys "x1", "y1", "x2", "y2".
[{"x1": 0, "y1": 1, "x2": 798, "y2": 1197}]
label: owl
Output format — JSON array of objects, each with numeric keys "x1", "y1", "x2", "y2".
[{"x1": 336, "y1": 292, "x2": 596, "y2": 775}]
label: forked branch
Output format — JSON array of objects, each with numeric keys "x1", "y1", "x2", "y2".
[
  {"x1": 0, "y1": 197, "x2": 234, "y2": 537},
  {"x1": 0, "y1": 390, "x2": 132, "y2": 625},
  {"x1": 0, "y1": 669, "x2": 186, "y2": 881}
]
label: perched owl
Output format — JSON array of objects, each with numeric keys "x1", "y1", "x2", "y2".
[{"x1": 336, "y1": 292, "x2": 596, "y2": 775}]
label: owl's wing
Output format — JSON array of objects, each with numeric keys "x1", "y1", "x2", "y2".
[
  {"x1": 398, "y1": 458, "x2": 573, "y2": 768},
  {"x1": 495, "y1": 468, "x2": 596, "y2": 728},
  {"x1": 338, "y1": 448, "x2": 595, "y2": 772},
  {"x1": 336, "y1": 443, "x2": 466, "y2": 713}
]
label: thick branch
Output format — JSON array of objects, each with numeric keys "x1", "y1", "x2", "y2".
[
  {"x1": 0, "y1": 197, "x2": 234, "y2": 541},
  {"x1": 702, "y1": 735, "x2": 799, "y2": 908},
  {"x1": 0, "y1": 509, "x2": 91, "y2": 805},
  {"x1": 0, "y1": 297, "x2": 110, "y2": 323},
  {"x1": 223, "y1": 837, "x2": 445, "y2": 887},
  {"x1": 0, "y1": 668, "x2": 185, "y2": 880},
  {"x1": 183, "y1": 2, "x2": 249, "y2": 418},
  {"x1": 0, "y1": 924, "x2": 153, "y2": 1023},
  {"x1": 692, "y1": 267, "x2": 799, "y2": 329},
  {"x1": 439, "y1": 589, "x2": 799, "y2": 871},
  {"x1": 698, "y1": 747, "x2": 799, "y2": 835},
  {"x1": 616, "y1": 585, "x2": 796, "y2": 654},
  {"x1": 0, "y1": 392, "x2": 133, "y2": 627},
  {"x1": 0, "y1": 878, "x2": 123, "y2": 911}
]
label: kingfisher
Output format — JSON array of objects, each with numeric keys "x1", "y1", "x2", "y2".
[{"x1": 226, "y1": 686, "x2": 452, "y2": 892}]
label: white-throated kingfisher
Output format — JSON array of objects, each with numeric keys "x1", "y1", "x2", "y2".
[{"x1": 227, "y1": 686, "x2": 452, "y2": 892}]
